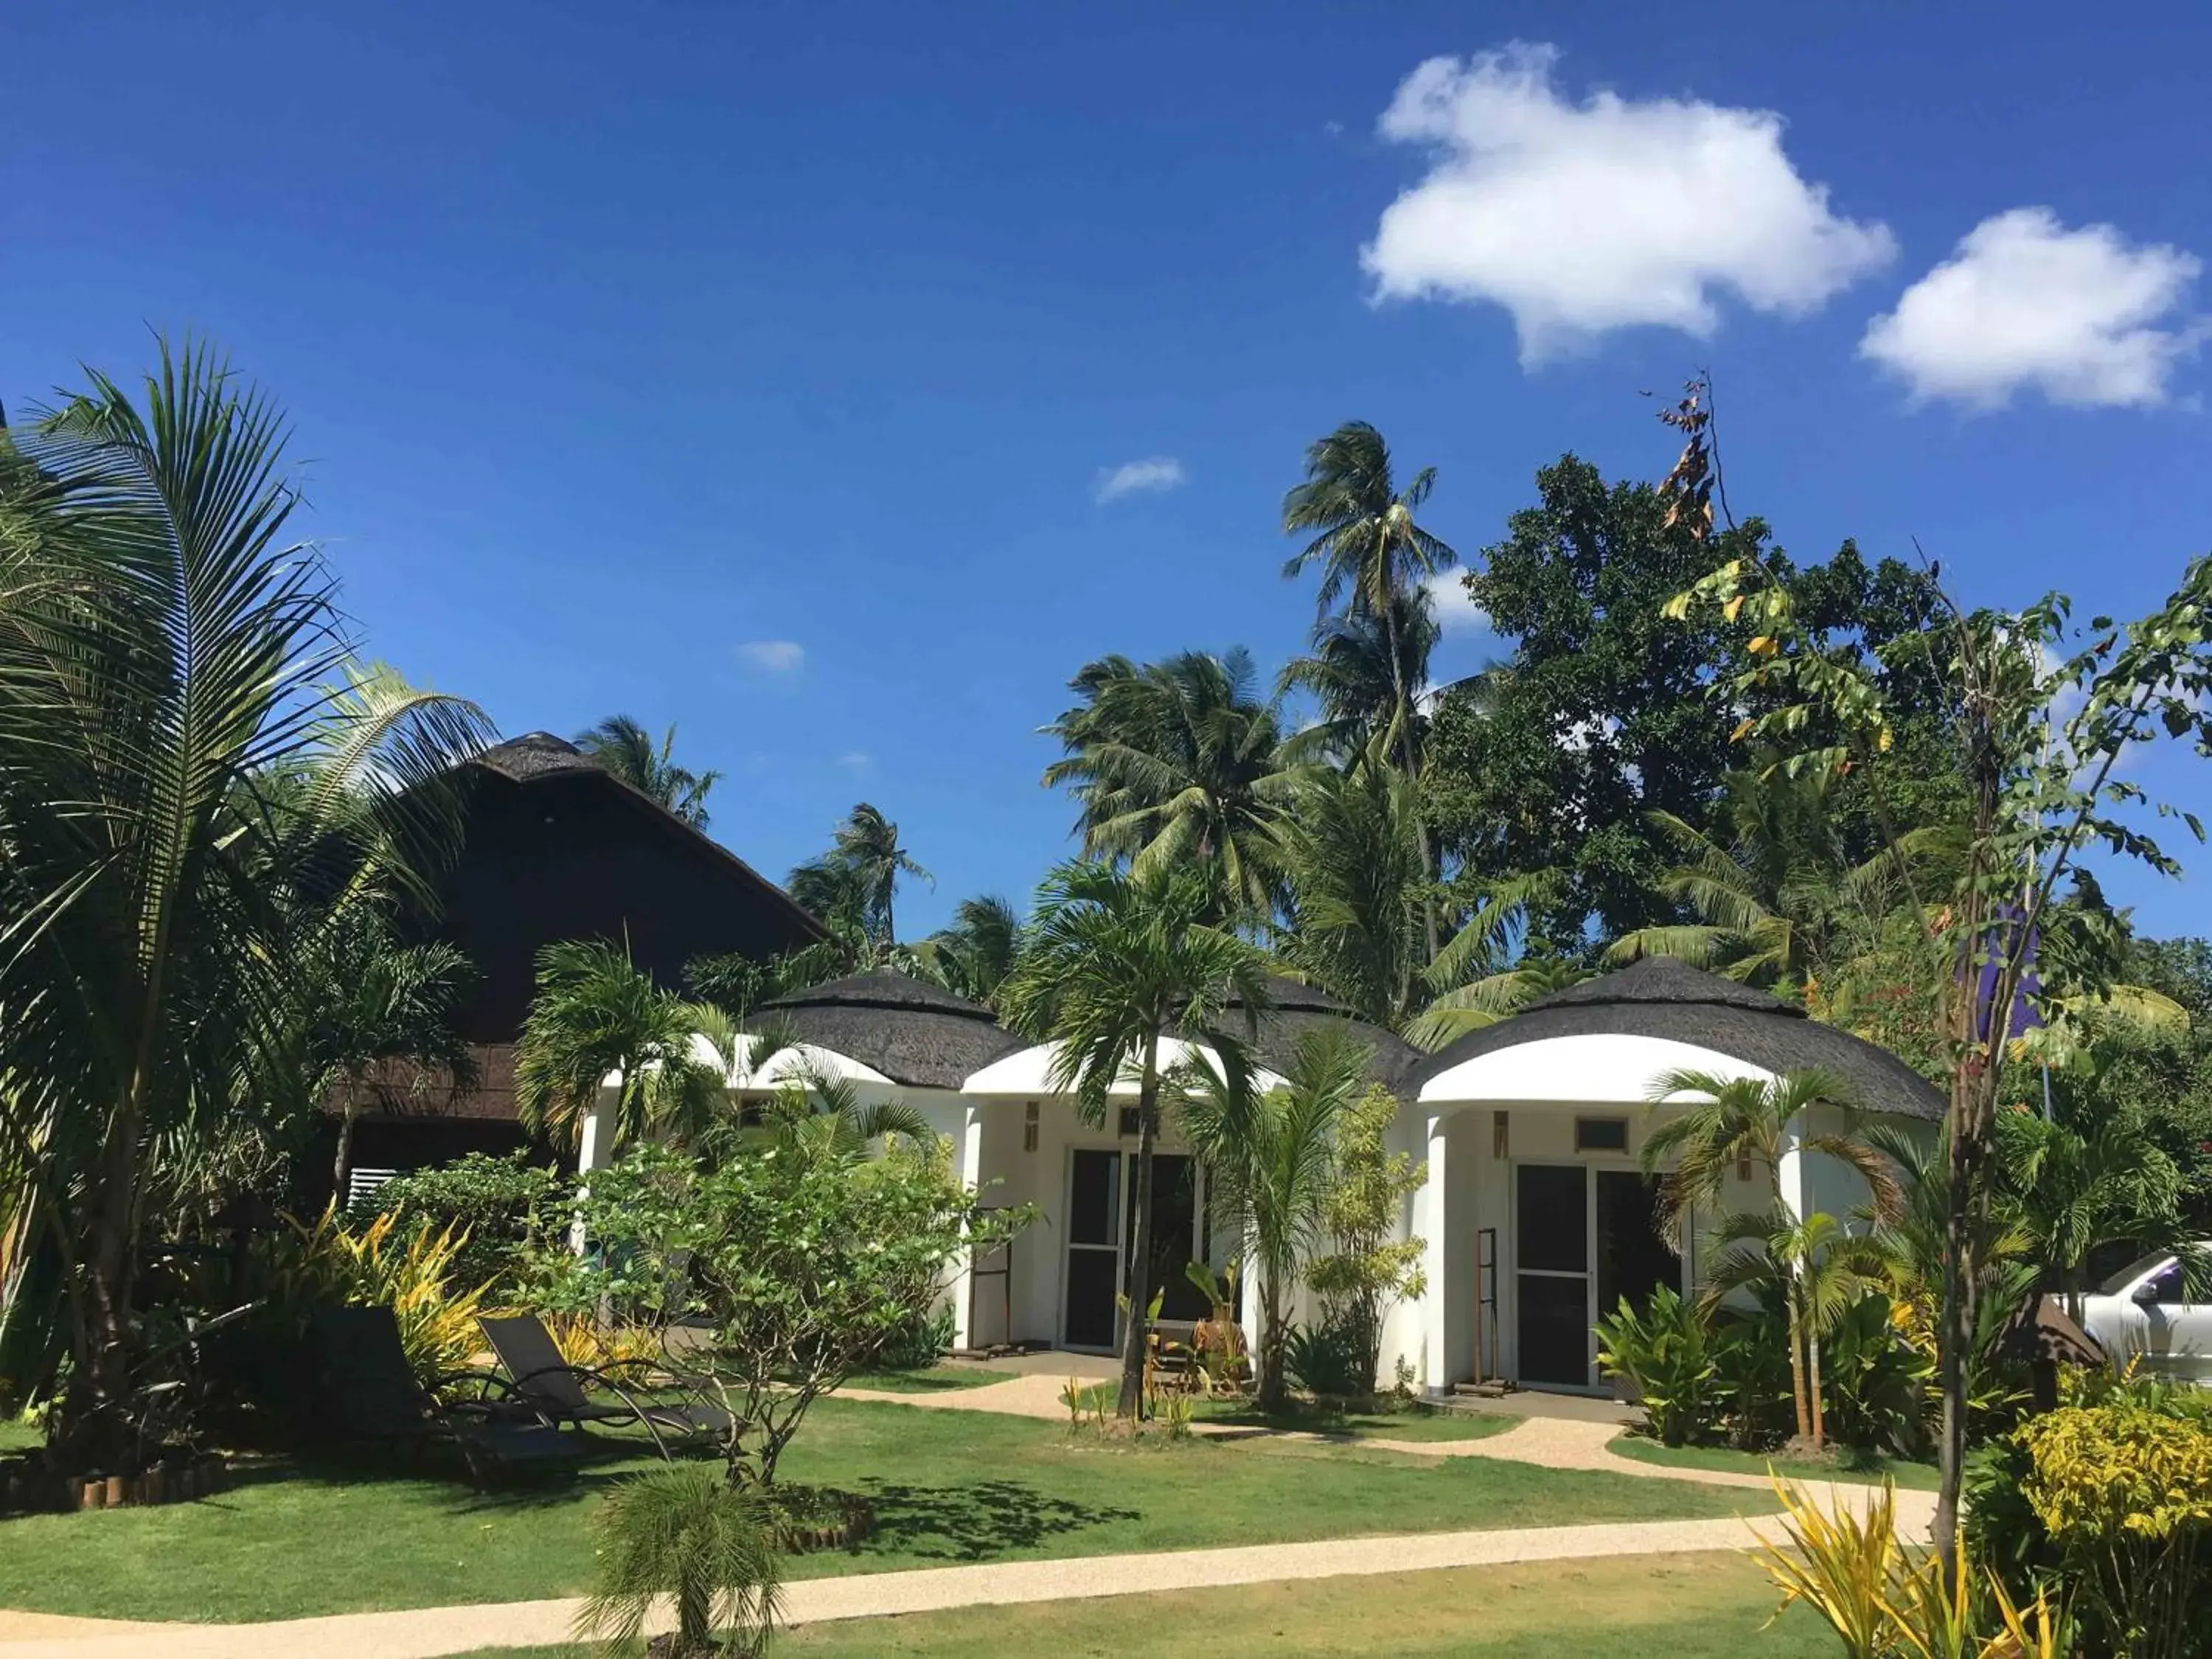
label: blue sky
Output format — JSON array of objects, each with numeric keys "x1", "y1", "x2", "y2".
[{"x1": 5, "y1": 1, "x2": 2209, "y2": 937}]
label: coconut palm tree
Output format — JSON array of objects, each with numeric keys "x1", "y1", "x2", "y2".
[
  {"x1": 0, "y1": 343, "x2": 492, "y2": 1463},
  {"x1": 1000, "y1": 860, "x2": 1273, "y2": 1419},
  {"x1": 1173, "y1": 1025, "x2": 1371, "y2": 1408},
  {"x1": 574, "y1": 715, "x2": 720, "y2": 828},
  {"x1": 1268, "y1": 741, "x2": 1426, "y2": 1027},
  {"x1": 920, "y1": 894, "x2": 1023, "y2": 1009},
  {"x1": 788, "y1": 804, "x2": 931, "y2": 947},
  {"x1": 513, "y1": 939, "x2": 728, "y2": 1151},
  {"x1": 1043, "y1": 650, "x2": 1305, "y2": 927},
  {"x1": 1281, "y1": 421, "x2": 1459, "y2": 954},
  {"x1": 1641, "y1": 1067, "x2": 1902, "y2": 1442},
  {"x1": 1279, "y1": 589, "x2": 1440, "y2": 761},
  {"x1": 1607, "y1": 769, "x2": 1939, "y2": 997}
]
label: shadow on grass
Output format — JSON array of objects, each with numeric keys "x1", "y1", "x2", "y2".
[{"x1": 855, "y1": 1478, "x2": 1141, "y2": 1562}]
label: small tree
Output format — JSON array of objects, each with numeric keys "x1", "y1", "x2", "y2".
[
  {"x1": 1173, "y1": 1026, "x2": 1368, "y2": 1409},
  {"x1": 1306, "y1": 1084, "x2": 1427, "y2": 1394},
  {"x1": 554, "y1": 1138, "x2": 1027, "y2": 1485},
  {"x1": 577, "y1": 1464, "x2": 780, "y2": 1658},
  {"x1": 1660, "y1": 377, "x2": 2212, "y2": 1563},
  {"x1": 999, "y1": 860, "x2": 1270, "y2": 1421}
]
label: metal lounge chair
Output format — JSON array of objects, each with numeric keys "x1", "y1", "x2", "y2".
[
  {"x1": 478, "y1": 1314, "x2": 738, "y2": 1459},
  {"x1": 306, "y1": 1304, "x2": 579, "y2": 1481}
]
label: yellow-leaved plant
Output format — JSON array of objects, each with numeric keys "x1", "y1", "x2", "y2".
[
  {"x1": 2016, "y1": 1405, "x2": 2212, "y2": 1659},
  {"x1": 275, "y1": 1204, "x2": 494, "y2": 1390},
  {"x1": 1753, "y1": 1478, "x2": 2069, "y2": 1659}
]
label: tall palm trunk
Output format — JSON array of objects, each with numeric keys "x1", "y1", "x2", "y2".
[
  {"x1": 333, "y1": 1099, "x2": 361, "y2": 1206},
  {"x1": 1806, "y1": 1327, "x2": 1826, "y2": 1450},
  {"x1": 1783, "y1": 1279, "x2": 1812, "y2": 1443},
  {"x1": 1256, "y1": 1263, "x2": 1289, "y2": 1412},
  {"x1": 1116, "y1": 1034, "x2": 1161, "y2": 1422},
  {"x1": 1378, "y1": 592, "x2": 1439, "y2": 964}
]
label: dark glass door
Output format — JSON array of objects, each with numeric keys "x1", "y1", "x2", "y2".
[
  {"x1": 1517, "y1": 1164, "x2": 1591, "y2": 1387},
  {"x1": 1596, "y1": 1170, "x2": 1675, "y2": 1321},
  {"x1": 1064, "y1": 1150, "x2": 1121, "y2": 1349},
  {"x1": 1141, "y1": 1155, "x2": 1207, "y2": 1321}
]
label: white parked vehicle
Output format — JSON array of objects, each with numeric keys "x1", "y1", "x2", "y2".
[{"x1": 2076, "y1": 1246, "x2": 2212, "y2": 1383}]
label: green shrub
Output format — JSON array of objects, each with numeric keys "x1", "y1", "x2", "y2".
[
  {"x1": 358, "y1": 1152, "x2": 566, "y2": 1297},
  {"x1": 1708, "y1": 1296, "x2": 1795, "y2": 1450},
  {"x1": 869, "y1": 1301, "x2": 956, "y2": 1371},
  {"x1": 1283, "y1": 1318, "x2": 1368, "y2": 1398},
  {"x1": 1595, "y1": 1287, "x2": 1717, "y2": 1447},
  {"x1": 1818, "y1": 1290, "x2": 1931, "y2": 1457}
]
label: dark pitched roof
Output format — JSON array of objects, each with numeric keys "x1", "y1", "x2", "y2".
[
  {"x1": 1402, "y1": 957, "x2": 1944, "y2": 1121},
  {"x1": 465, "y1": 731, "x2": 827, "y2": 946},
  {"x1": 757, "y1": 969, "x2": 1023, "y2": 1091},
  {"x1": 1225, "y1": 975, "x2": 1426, "y2": 1090}
]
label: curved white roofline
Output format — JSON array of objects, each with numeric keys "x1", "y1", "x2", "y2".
[
  {"x1": 594, "y1": 1034, "x2": 895, "y2": 1091},
  {"x1": 963, "y1": 1037, "x2": 1286, "y2": 1098},
  {"x1": 1416, "y1": 1032, "x2": 1773, "y2": 1107}
]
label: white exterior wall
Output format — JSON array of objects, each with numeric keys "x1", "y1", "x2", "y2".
[{"x1": 1395, "y1": 1095, "x2": 1905, "y2": 1393}]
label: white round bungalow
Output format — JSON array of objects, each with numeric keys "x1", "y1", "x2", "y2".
[{"x1": 1391, "y1": 956, "x2": 1942, "y2": 1397}]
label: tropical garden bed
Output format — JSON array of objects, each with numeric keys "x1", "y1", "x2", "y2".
[{"x1": 0, "y1": 1396, "x2": 1767, "y2": 1624}]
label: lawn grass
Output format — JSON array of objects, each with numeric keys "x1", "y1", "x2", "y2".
[
  {"x1": 1607, "y1": 1433, "x2": 1942, "y2": 1491},
  {"x1": 0, "y1": 1419, "x2": 38, "y2": 1454},
  {"x1": 455, "y1": 1551, "x2": 1833, "y2": 1658},
  {"x1": 0, "y1": 1397, "x2": 1768, "y2": 1624},
  {"x1": 1192, "y1": 1400, "x2": 1520, "y2": 1443},
  {"x1": 842, "y1": 1364, "x2": 1015, "y2": 1394}
]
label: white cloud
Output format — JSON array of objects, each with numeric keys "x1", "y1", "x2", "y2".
[
  {"x1": 1422, "y1": 570, "x2": 1489, "y2": 633},
  {"x1": 735, "y1": 639, "x2": 804, "y2": 675},
  {"x1": 1860, "y1": 208, "x2": 2205, "y2": 409},
  {"x1": 836, "y1": 751, "x2": 872, "y2": 771},
  {"x1": 1094, "y1": 456, "x2": 1188, "y2": 504},
  {"x1": 1362, "y1": 44, "x2": 1894, "y2": 362}
]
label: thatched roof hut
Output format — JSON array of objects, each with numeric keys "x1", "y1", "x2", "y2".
[
  {"x1": 757, "y1": 968, "x2": 1022, "y2": 1091},
  {"x1": 1406, "y1": 956, "x2": 1944, "y2": 1120}
]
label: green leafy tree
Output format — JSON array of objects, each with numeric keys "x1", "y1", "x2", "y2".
[
  {"x1": 573, "y1": 714, "x2": 720, "y2": 828},
  {"x1": 1279, "y1": 589, "x2": 1440, "y2": 762},
  {"x1": 1174, "y1": 1026, "x2": 1370, "y2": 1408},
  {"x1": 1425, "y1": 451, "x2": 1948, "y2": 948},
  {"x1": 553, "y1": 1138, "x2": 1027, "y2": 1484},
  {"x1": 1281, "y1": 422, "x2": 1458, "y2": 956},
  {"x1": 1042, "y1": 649, "x2": 1304, "y2": 925},
  {"x1": 1000, "y1": 860, "x2": 1271, "y2": 1418},
  {"x1": 0, "y1": 344, "x2": 491, "y2": 1464},
  {"x1": 512, "y1": 939, "x2": 728, "y2": 1151},
  {"x1": 1664, "y1": 378, "x2": 2212, "y2": 1563},
  {"x1": 1307, "y1": 1083, "x2": 1427, "y2": 1394}
]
